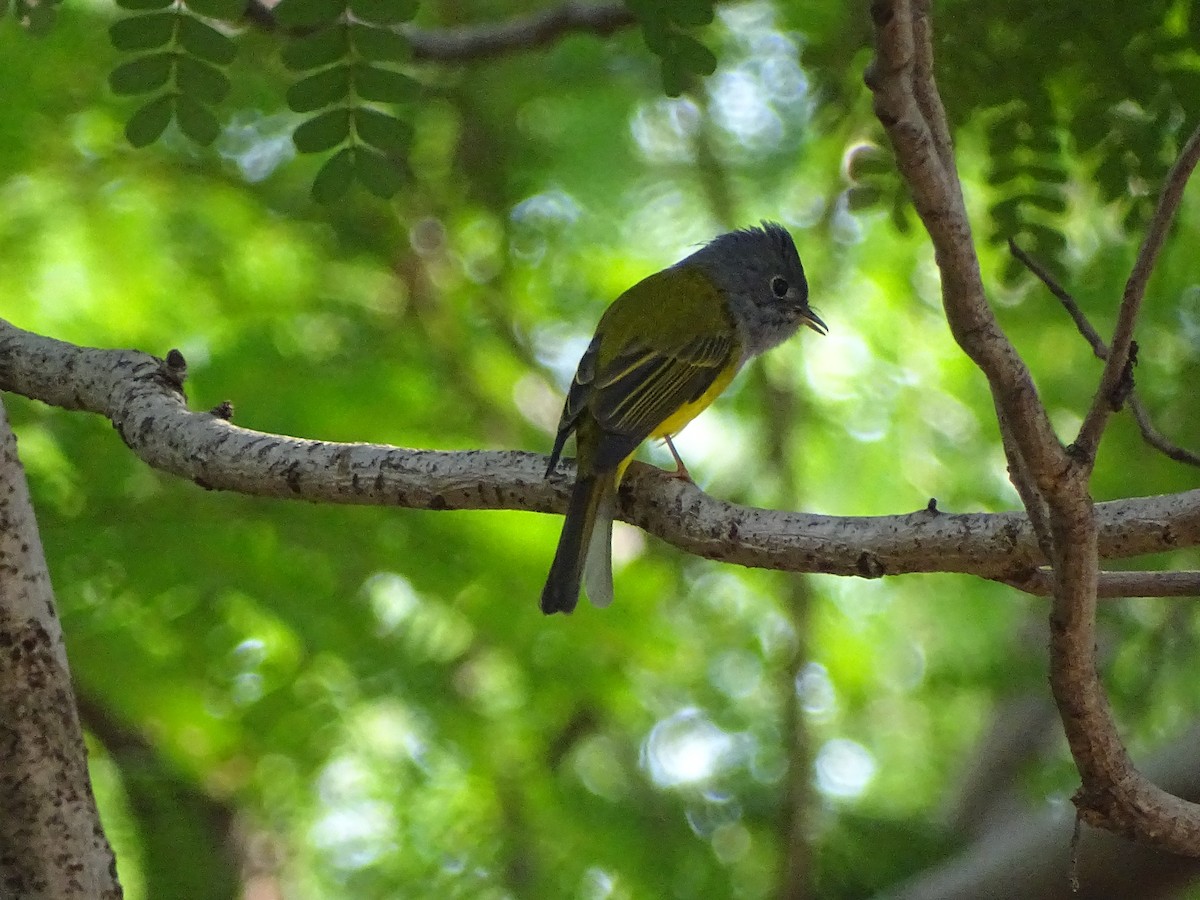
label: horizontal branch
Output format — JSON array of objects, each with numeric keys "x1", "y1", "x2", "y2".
[
  {"x1": 999, "y1": 568, "x2": 1200, "y2": 599},
  {"x1": 3, "y1": 318, "x2": 1199, "y2": 588},
  {"x1": 404, "y1": 1, "x2": 635, "y2": 63},
  {"x1": 243, "y1": 0, "x2": 637, "y2": 63}
]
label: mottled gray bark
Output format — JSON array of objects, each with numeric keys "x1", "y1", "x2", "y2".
[
  {"x1": 0, "y1": 397, "x2": 122, "y2": 898},
  {"x1": 1, "y1": 320, "x2": 1197, "y2": 596}
]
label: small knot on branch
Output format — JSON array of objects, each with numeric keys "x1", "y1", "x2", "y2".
[
  {"x1": 162, "y1": 348, "x2": 188, "y2": 389},
  {"x1": 856, "y1": 551, "x2": 887, "y2": 579},
  {"x1": 1109, "y1": 340, "x2": 1138, "y2": 411},
  {"x1": 209, "y1": 401, "x2": 235, "y2": 420}
]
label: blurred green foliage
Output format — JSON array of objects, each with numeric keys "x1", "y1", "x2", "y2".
[
  {"x1": 4, "y1": 0, "x2": 1200, "y2": 897},
  {"x1": 807, "y1": 0, "x2": 1200, "y2": 279}
]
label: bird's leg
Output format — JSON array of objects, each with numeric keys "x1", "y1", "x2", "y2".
[{"x1": 662, "y1": 435, "x2": 693, "y2": 481}]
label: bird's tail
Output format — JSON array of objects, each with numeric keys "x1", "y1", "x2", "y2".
[{"x1": 541, "y1": 473, "x2": 616, "y2": 614}]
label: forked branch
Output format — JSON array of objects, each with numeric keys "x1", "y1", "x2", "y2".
[
  {"x1": 1009, "y1": 238, "x2": 1200, "y2": 468},
  {"x1": 1074, "y1": 124, "x2": 1200, "y2": 459},
  {"x1": 867, "y1": 0, "x2": 1200, "y2": 854}
]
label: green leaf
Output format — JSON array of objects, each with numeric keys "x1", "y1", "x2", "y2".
[
  {"x1": 989, "y1": 197, "x2": 1023, "y2": 231},
  {"x1": 312, "y1": 147, "x2": 355, "y2": 203},
  {"x1": 293, "y1": 108, "x2": 351, "y2": 153},
  {"x1": 1024, "y1": 164, "x2": 1069, "y2": 184},
  {"x1": 115, "y1": 0, "x2": 174, "y2": 11},
  {"x1": 281, "y1": 26, "x2": 349, "y2": 71},
  {"x1": 353, "y1": 65, "x2": 419, "y2": 103},
  {"x1": 109, "y1": 53, "x2": 174, "y2": 95},
  {"x1": 109, "y1": 13, "x2": 177, "y2": 52},
  {"x1": 178, "y1": 16, "x2": 236, "y2": 64},
  {"x1": 287, "y1": 66, "x2": 351, "y2": 112},
  {"x1": 1022, "y1": 221, "x2": 1068, "y2": 255},
  {"x1": 640, "y1": 20, "x2": 670, "y2": 55},
  {"x1": 1025, "y1": 128, "x2": 1060, "y2": 155},
  {"x1": 672, "y1": 32, "x2": 716, "y2": 75},
  {"x1": 274, "y1": 0, "x2": 344, "y2": 28},
  {"x1": 846, "y1": 184, "x2": 883, "y2": 211},
  {"x1": 348, "y1": 0, "x2": 417, "y2": 25},
  {"x1": 988, "y1": 161, "x2": 1020, "y2": 185},
  {"x1": 1020, "y1": 190, "x2": 1067, "y2": 215},
  {"x1": 846, "y1": 146, "x2": 893, "y2": 179},
  {"x1": 176, "y1": 56, "x2": 231, "y2": 103},
  {"x1": 660, "y1": 56, "x2": 686, "y2": 97},
  {"x1": 184, "y1": 0, "x2": 245, "y2": 19},
  {"x1": 354, "y1": 146, "x2": 403, "y2": 199},
  {"x1": 124, "y1": 94, "x2": 174, "y2": 147},
  {"x1": 624, "y1": 0, "x2": 666, "y2": 27},
  {"x1": 175, "y1": 93, "x2": 220, "y2": 144},
  {"x1": 0, "y1": 0, "x2": 10, "y2": 20},
  {"x1": 349, "y1": 24, "x2": 408, "y2": 62},
  {"x1": 669, "y1": 0, "x2": 713, "y2": 27},
  {"x1": 986, "y1": 117, "x2": 1020, "y2": 155},
  {"x1": 353, "y1": 108, "x2": 411, "y2": 152}
]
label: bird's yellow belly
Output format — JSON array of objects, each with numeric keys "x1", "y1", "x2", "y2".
[{"x1": 650, "y1": 362, "x2": 739, "y2": 439}]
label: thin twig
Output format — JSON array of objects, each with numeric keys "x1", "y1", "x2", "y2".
[
  {"x1": 1007, "y1": 239, "x2": 1106, "y2": 359},
  {"x1": 1009, "y1": 239, "x2": 1200, "y2": 468},
  {"x1": 1129, "y1": 396, "x2": 1200, "y2": 466},
  {"x1": 1000, "y1": 568, "x2": 1200, "y2": 599},
  {"x1": 243, "y1": 0, "x2": 636, "y2": 62},
  {"x1": 999, "y1": 419, "x2": 1055, "y2": 562},
  {"x1": 405, "y1": 2, "x2": 634, "y2": 62},
  {"x1": 1075, "y1": 122, "x2": 1200, "y2": 459},
  {"x1": 909, "y1": 0, "x2": 958, "y2": 198}
]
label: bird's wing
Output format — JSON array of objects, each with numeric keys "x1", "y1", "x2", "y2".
[
  {"x1": 589, "y1": 329, "x2": 735, "y2": 472},
  {"x1": 545, "y1": 333, "x2": 600, "y2": 475},
  {"x1": 548, "y1": 266, "x2": 738, "y2": 475}
]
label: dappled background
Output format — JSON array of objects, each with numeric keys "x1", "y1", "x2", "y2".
[{"x1": 5, "y1": 0, "x2": 1200, "y2": 897}]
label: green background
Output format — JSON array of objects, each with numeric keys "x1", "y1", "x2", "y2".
[{"x1": 4, "y1": 0, "x2": 1200, "y2": 896}]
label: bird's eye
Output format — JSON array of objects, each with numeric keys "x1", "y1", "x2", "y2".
[{"x1": 770, "y1": 275, "x2": 789, "y2": 298}]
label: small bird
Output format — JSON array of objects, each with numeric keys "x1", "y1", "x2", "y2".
[{"x1": 540, "y1": 222, "x2": 826, "y2": 615}]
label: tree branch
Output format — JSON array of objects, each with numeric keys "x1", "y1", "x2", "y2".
[
  {"x1": 1128, "y1": 396, "x2": 1200, "y2": 467},
  {"x1": 998, "y1": 569, "x2": 1200, "y2": 599},
  {"x1": 1009, "y1": 238, "x2": 1200, "y2": 468},
  {"x1": 1007, "y1": 239, "x2": 1107, "y2": 357},
  {"x1": 999, "y1": 422, "x2": 1055, "y2": 567},
  {"x1": 4, "y1": 318, "x2": 1200, "y2": 592},
  {"x1": 405, "y1": 1, "x2": 634, "y2": 62},
  {"x1": 1074, "y1": 122, "x2": 1200, "y2": 459},
  {"x1": 865, "y1": 0, "x2": 1068, "y2": 495},
  {"x1": 243, "y1": 0, "x2": 636, "y2": 63},
  {"x1": 0, "y1": 397, "x2": 122, "y2": 899},
  {"x1": 867, "y1": 0, "x2": 1200, "y2": 854}
]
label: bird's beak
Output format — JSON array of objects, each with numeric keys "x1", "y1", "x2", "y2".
[{"x1": 800, "y1": 307, "x2": 827, "y2": 335}]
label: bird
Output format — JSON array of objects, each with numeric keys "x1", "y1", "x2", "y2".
[{"x1": 540, "y1": 221, "x2": 826, "y2": 615}]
